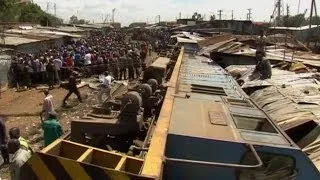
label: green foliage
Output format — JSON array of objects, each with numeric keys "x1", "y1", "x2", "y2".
[
  {"x1": 283, "y1": 14, "x2": 320, "y2": 27},
  {"x1": 0, "y1": 0, "x2": 62, "y2": 26},
  {"x1": 192, "y1": 12, "x2": 204, "y2": 21},
  {"x1": 69, "y1": 15, "x2": 89, "y2": 24},
  {"x1": 283, "y1": 14, "x2": 307, "y2": 27}
]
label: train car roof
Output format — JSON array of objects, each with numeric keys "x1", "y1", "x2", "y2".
[{"x1": 168, "y1": 52, "x2": 296, "y2": 148}]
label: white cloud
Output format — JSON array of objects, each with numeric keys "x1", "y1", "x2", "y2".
[{"x1": 33, "y1": 0, "x2": 315, "y2": 26}]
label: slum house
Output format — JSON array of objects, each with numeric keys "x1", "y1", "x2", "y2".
[
  {"x1": 225, "y1": 64, "x2": 320, "y2": 171},
  {"x1": 269, "y1": 25, "x2": 320, "y2": 43},
  {"x1": 174, "y1": 20, "x2": 265, "y2": 35},
  {"x1": 1, "y1": 27, "x2": 83, "y2": 53},
  {"x1": 0, "y1": 48, "x2": 13, "y2": 90},
  {"x1": 198, "y1": 34, "x2": 312, "y2": 68},
  {"x1": 199, "y1": 34, "x2": 320, "y2": 171},
  {"x1": 36, "y1": 26, "x2": 87, "y2": 37}
]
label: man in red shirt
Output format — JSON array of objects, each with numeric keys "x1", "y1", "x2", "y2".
[{"x1": 65, "y1": 55, "x2": 74, "y2": 67}]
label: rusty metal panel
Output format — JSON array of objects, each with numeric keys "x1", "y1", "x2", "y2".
[
  {"x1": 169, "y1": 98, "x2": 240, "y2": 142},
  {"x1": 209, "y1": 111, "x2": 228, "y2": 126}
]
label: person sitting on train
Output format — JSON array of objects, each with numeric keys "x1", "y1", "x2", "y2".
[{"x1": 250, "y1": 51, "x2": 272, "y2": 80}]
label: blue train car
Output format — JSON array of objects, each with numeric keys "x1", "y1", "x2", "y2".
[{"x1": 162, "y1": 52, "x2": 320, "y2": 179}]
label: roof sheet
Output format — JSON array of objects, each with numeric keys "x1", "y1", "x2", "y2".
[
  {"x1": 228, "y1": 65, "x2": 320, "y2": 171},
  {"x1": 0, "y1": 35, "x2": 39, "y2": 46}
]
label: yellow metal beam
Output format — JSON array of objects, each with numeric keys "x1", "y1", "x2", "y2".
[
  {"x1": 77, "y1": 148, "x2": 93, "y2": 163},
  {"x1": 115, "y1": 156, "x2": 127, "y2": 171},
  {"x1": 141, "y1": 47, "x2": 184, "y2": 178},
  {"x1": 41, "y1": 139, "x2": 62, "y2": 154}
]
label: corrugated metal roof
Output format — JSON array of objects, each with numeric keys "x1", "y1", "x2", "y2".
[{"x1": 229, "y1": 65, "x2": 320, "y2": 171}]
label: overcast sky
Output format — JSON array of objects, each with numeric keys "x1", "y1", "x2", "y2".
[{"x1": 33, "y1": 0, "x2": 315, "y2": 26}]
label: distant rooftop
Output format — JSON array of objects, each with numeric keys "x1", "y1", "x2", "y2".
[
  {"x1": 0, "y1": 35, "x2": 39, "y2": 46},
  {"x1": 269, "y1": 25, "x2": 320, "y2": 31}
]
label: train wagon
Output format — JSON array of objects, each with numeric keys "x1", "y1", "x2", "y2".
[{"x1": 21, "y1": 47, "x2": 320, "y2": 179}]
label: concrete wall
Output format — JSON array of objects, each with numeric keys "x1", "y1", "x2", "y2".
[{"x1": 15, "y1": 37, "x2": 66, "y2": 54}]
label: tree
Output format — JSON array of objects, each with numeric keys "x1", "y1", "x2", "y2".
[
  {"x1": 69, "y1": 15, "x2": 78, "y2": 24},
  {"x1": 283, "y1": 14, "x2": 307, "y2": 27},
  {"x1": 69, "y1": 15, "x2": 89, "y2": 24},
  {"x1": 309, "y1": 16, "x2": 320, "y2": 25},
  {"x1": 191, "y1": 12, "x2": 204, "y2": 21},
  {"x1": 0, "y1": 0, "x2": 62, "y2": 26},
  {"x1": 19, "y1": 3, "x2": 43, "y2": 22}
]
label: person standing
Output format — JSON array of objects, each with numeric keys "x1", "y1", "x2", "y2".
[
  {"x1": 84, "y1": 51, "x2": 92, "y2": 66},
  {"x1": 0, "y1": 117, "x2": 9, "y2": 164},
  {"x1": 110, "y1": 57, "x2": 119, "y2": 80},
  {"x1": 8, "y1": 139, "x2": 31, "y2": 180},
  {"x1": 98, "y1": 71, "x2": 114, "y2": 105},
  {"x1": 119, "y1": 53, "x2": 127, "y2": 80},
  {"x1": 46, "y1": 60, "x2": 55, "y2": 90},
  {"x1": 53, "y1": 56, "x2": 62, "y2": 85},
  {"x1": 133, "y1": 53, "x2": 141, "y2": 79},
  {"x1": 41, "y1": 112, "x2": 63, "y2": 147},
  {"x1": 40, "y1": 59, "x2": 47, "y2": 84},
  {"x1": 41, "y1": 90, "x2": 54, "y2": 120},
  {"x1": 127, "y1": 52, "x2": 135, "y2": 80},
  {"x1": 63, "y1": 71, "x2": 82, "y2": 106}
]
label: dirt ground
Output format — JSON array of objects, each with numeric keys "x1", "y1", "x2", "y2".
[{"x1": 0, "y1": 52, "x2": 159, "y2": 179}]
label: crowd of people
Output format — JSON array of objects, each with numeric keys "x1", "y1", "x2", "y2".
[
  {"x1": 9, "y1": 30, "x2": 152, "y2": 90},
  {"x1": 0, "y1": 28, "x2": 174, "y2": 180}
]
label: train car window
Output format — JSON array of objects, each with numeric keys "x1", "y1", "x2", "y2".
[
  {"x1": 232, "y1": 115, "x2": 277, "y2": 133},
  {"x1": 237, "y1": 152, "x2": 297, "y2": 180}
]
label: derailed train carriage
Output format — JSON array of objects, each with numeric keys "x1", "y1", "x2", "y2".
[{"x1": 21, "y1": 45, "x2": 320, "y2": 179}]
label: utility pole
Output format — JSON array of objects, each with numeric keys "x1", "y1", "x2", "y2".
[
  {"x1": 46, "y1": 2, "x2": 49, "y2": 26},
  {"x1": 112, "y1": 8, "x2": 116, "y2": 23},
  {"x1": 218, "y1": 10, "x2": 222, "y2": 20},
  {"x1": 298, "y1": 0, "x2": 301, "y2": 14},
  {"x1": 309, "y1": 0, "x2": 318, "y2": 28},
  {"x1": 286, "y1": 4, "x2": 290, "y2": 17},
  {"x1": 277, "y1": 0, "x2": 281, "y2": 26},
  {"x1": 247, "y1": 8, "x2": 252, "y2": 20},
  {"x1": 231, "y1": 10, "x2": 234, "y2": 20},
  {"x1": 179, "y1": 12, "x2": 181, "y2": 19},
  {"x1": 308, "y1": 0, "x2": 319, "y2": 46},
  {"x1": 54, "y1": 3, "x2": 56, "y2": 16}
]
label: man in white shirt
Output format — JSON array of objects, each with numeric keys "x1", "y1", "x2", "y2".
[
  {"x1": 98, "y1": 71, "x2": 114, "y2": 105},
  {"x1": 41, "y1": 90, "x2": 55, "y2": 120},
  {"x1": 53, "y1": 56, "x2": 62, "y2": 84},
  {"x1": 84, "y1": 52, "x2": 92, "y2": 65}
]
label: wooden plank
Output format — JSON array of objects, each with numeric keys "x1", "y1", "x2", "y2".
[{"x1": 141, "y1": 47, "x2": 184, "y2": 178}]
